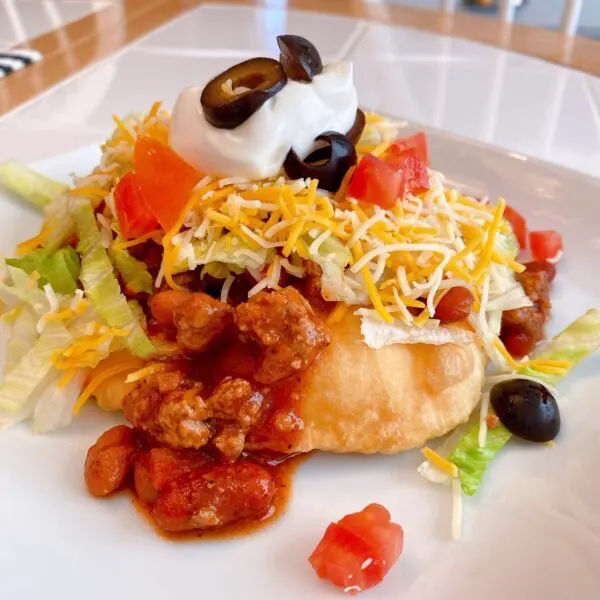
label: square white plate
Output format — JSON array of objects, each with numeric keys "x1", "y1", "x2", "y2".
[{"x1": 1, "y1": 126, "x2": 600, "y2": 600}]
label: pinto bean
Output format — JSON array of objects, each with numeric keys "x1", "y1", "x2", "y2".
[
  {"x1": 152, "y1": 463, "x2": 275, "y2": 532},
  {"x1": 84, "y1": 425, "x2": 138, "y2": 497}
]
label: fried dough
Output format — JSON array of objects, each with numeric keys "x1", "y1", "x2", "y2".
[{"x1": 275, "y1": 314, "x2": 486, "y2": 454}]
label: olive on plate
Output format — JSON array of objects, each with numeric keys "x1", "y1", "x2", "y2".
[
  {"x1": 201, "y1": 57, "x2": 287, "y2": 129},
  {"x1": 277, "y1": 34, "x2": 323, "y2": 82},
  {"x1": 283, "y1": 132, "x2": 357, "y2": 192},
  {"x1": 490, "y1": 379, "x2": 560, "y2": 443}
]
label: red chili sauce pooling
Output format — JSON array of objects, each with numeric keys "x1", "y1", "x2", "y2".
[{"x1": 84, "y1": 271, "x2": 332, "y2": 539}]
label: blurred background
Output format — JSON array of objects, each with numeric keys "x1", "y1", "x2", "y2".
[
  {"x1": 384, "y1": 0, "x2": 599, "y2": 37},
  {"x1": 0, "y1": 0, "x2": 599, "y2": 51}
]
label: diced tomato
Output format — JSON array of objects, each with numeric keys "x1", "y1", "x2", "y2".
[
  {"x1": 398, "y1": 155, "x2": 429, "y2": 197},
  {"x1": 309, "y1": 503, "x2": 404, "y2": 594},
  {"x1": 132, "y1": 136, "x2": 201, "y2": 231},
  {"x1": 381, "y1": 133, "x2": 429, "y2": 197},
  {"x1": 503, "y1": 205, "x2": 527, "y2": 250},
  {"x1": 385, "y1": 132, "x2": 429, "y2": 166},
  {"x1": 347, "y1": 154, "x2": 402, "y2": 209},
  {"x1": 529, "y1": 230, "x2": 563, "y2": 262},
  {"x1": 113, "y1": 172, "x2": 158, "y2": 239}
]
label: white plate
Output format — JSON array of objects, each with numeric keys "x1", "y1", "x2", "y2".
[{"x1": 1, "y1": 129, "x2": 600, "y2": 600}]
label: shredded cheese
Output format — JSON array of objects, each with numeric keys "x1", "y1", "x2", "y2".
[
  {"x1": 58, "y1": 106, "x2": 542, "y2": 386},
  {"x1": 73, "y1": 360, "x2": 142, "y2": 415},
  {"x1": 421, "y1": 447, "x2": 459, "y2": 478},
  {"x1": 451, "y1": 476, "x2": 463, "y2": 541},
  {"x1": 125, "y1": 362, "x2": 171, "y2": 383},
  {"x1": 221, "y1": 276, "x2": 235, "y2": 303},
  {"x1": 478, "y1": 391, "x2": 491, "y2": 448}
]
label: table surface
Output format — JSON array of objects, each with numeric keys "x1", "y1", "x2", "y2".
[{"x1": 0, "y1": 0, "x2": 599, "y2": 178}]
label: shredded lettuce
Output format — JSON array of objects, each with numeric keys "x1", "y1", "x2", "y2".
[
  {"x1": 358, "y1": 310, "x2": 476, "y2": 348},
  {"x1": 3, "y1": 305, "x2": 38, "y2": 376},
  {"x1": 175, "y1": 233, "x2": 271, "y2": 275},
  {"x1": 42, "y1": 195, "x2": 76, "y2": 252},
  {"x1": 0, "y1": 160, "x2": 68, "y2": 210},
  {"x1": 486, "y1": 230, "x2": 531, "y2": 313},
  {"x1": 0, "y1": 320, "x2": 72, "y2": 414},
  {"x1": 6, "y1": 247, "x2": 80, "y2": 294},
  {"x1": 448, "y1": 309, "x2": 600, "y2": 495},
  {"x1": 0, "y1": 265, "x2": 47, "y2": 311},
  {"x1": 32, "y1": 370, "x2": 87, "y2": 433},
  {"x1": 305, "y1": 235, "x2": 363, "y2": 304},
  {"x1": 109, "y1": 239, "x2": 153, "y2": 294},
  {"x1": 71, "y1": 198, "x2": 154, "y2": 358}
]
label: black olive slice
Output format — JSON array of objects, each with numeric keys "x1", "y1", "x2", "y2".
[
  {"x1": 490, "y1": 379, "x2": 560, "y2": 443},
  {"x1": 277, "y1": 35, "x2": 323, "y2": 82},
  {"x1": 201, "y1": 57, "x2": 287, "y2": 129},
  {"x1": 300, "y1": 110, "x2": 366, "y2": 165},
  {"x1": 283, "y1": 132, "x2": 357, "y2": 192},
  {"x1": 346, "y1": 109, "x2": 366, "y2": 145}
]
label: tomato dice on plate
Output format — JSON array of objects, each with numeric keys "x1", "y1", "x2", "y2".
[
  {"x1": 132, "y1": 136, "x2": 201, "y2": 231},
  {"x1": 113, "y1": 172, "x2": 158, "y2": 239},
  {"x1": 504, "y1": 205, "x2": 528, "y2": 250},
  {"x1": 347, "y1": 154, "x2": 402, "y2": 209},
  {"x1": 309, "y1": 503, "x2": 404, "y2": 594},
  {"x1": 529, "y1": 230, "x2": 563, "y2": 262}
]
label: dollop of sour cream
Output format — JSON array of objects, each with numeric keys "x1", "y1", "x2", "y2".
[{"x1": 170, "y1": 62, "x2": 358, "y2": 180}]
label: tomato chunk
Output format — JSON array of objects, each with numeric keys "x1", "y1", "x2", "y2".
[
  {"x1": 113, "y1": 172, "x2": 158, "y2": 239},
  {"x1": 132, "y1": 136, "x2": 201, "y2": 231},
  {"x1": 504, "y1": 205, "x2": 528, "y2": 250},
  {"x1": 529, "y1": 230, "x2": 563, "y2": 262},
  {"x1": 381, "y1": 133, "x2": 429, "y2": 197},
  {"x1": 347, "y1": 154, "x2": 402, "y2": 209},
  {"x1": 398, "y1": 155, "x2": 429, "y2": 197},
  {"x1": 385, "y1": 132, "x2": 429, "y2": 166},
  {"x1": 309, "y1": 503, "x2": 404, "y2": 594}
]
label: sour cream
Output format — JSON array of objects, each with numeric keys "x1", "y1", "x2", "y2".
[{"x1": 170, "y1": 62, "x2": 358, "y2": 180}]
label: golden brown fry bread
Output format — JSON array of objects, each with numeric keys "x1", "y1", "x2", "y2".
[{"x1": 285, "y1": 314, "x2": 486, "y2": 454}]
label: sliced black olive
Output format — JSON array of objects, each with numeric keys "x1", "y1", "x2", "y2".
[
  {"x1": 277, "y1": 35, "x2": 323, "y2": 82},
  {"x1": 346, "y1": 109, "x2": 366, "y2": 145},
  {"x1": 301, "y1": 111, "x2": 366, "y2": 164},
  {"x1": 283, "y1": 132, "x2": 357, "y2": 192},
  {"x1": 490, "y1": 379, "x2": 560, "y2": 443},
  {"x1": 201, "y1": 57, "x2": 287, "y2": 129}
]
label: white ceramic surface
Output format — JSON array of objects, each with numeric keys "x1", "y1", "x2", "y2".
[
  {"x1": 0, "y1": 0, "x2": 107, "y2": 47},
  {"x1": 0, "y1": 3, "x2": 599, "y2": 179},
  {"x1": 1, "y1": 125, "x2": 600, "y2": 600}
]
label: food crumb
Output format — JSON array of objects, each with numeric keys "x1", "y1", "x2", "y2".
[{"x1": 486, "y1": 414, "x2": 500, "y2": 429}]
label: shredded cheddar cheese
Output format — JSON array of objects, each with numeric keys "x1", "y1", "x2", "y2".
[
  {"x1": 49, "y1": 104, "x2": 556, "y2": 403},
  {"x1": 421, "y1": 447, "x2": 459, "y2": 478},
  {"x1": 125, "y1": 362, "x2": 172, "y2": 383},
  {"x1": 73, "y1": 360, "x2": 143, "y2": 415}
]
